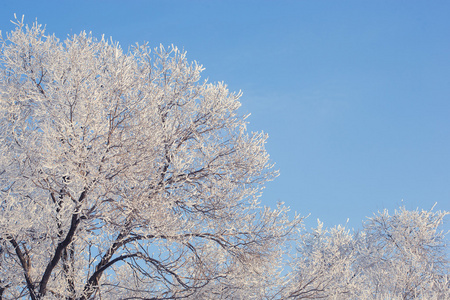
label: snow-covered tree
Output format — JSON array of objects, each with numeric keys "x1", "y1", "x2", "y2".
[
  {"x1": 0, "y1": 18, "x2": 300, "y2": 299},
  {"x1": 285, "y1": 207, "x2": 449, "y2": 300},
  {"x1": 356, "y1": 206, "x2": 450, "y2": 300},
  {"x1": 283, "y1": 221, "x2": 360, "y2": 299}
]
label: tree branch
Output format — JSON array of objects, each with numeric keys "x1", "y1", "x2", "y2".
[
  {"x1": 80, "y1": 227, "x2": 132, "y2": 300},
  {"x1": 84, "y1": 253, "x2": 139, "y2": 294},
  {"x1": 38, "y1": 190, "x2": 87, "y2": 298},
  {"x1": 7, "y1": 236, "x2": 37, "y2": 300}
]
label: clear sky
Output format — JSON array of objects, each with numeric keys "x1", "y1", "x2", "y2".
[{"x1": 1, "y1": 1, "x2": 450, "y2": 230}]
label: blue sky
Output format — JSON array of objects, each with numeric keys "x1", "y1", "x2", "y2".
[{"x1": 1, "y1": 1, "x2": 450, "y2": 230}]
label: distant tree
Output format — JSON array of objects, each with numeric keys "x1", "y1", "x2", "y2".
[
  {"x1": 283, "y1": 221, "x2": 360, "y2": 299},
  {"x1": 284, "y1": 207, "x2": 449, "y2": 300},
  {"x1": 0, "y1": 18, "x2": 300, "y2": 299},
  {"x1": 356, "y1": 206, "x2": 450, "y2": 300}
]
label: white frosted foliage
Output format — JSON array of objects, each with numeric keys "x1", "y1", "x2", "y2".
[
  {"x1": 284, "y1": 207, "x2": 449, "y2": 299},
  {"x1": 0, "y1": 18, "x2": 300, "y2": 299}
]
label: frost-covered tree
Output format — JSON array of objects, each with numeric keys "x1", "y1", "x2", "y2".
[
  {"x1": 285, "y1": 207, "x2": 449, "y2": 300},
  {"x1": 0, "y1": 18, "x2": 300, "y2": 299},
  {"x1": 283, "y1": 221, "x2": 360, "y2": 299},
  {"x1": 357, "y1": 206, "x2": 450, "y2": 300}
]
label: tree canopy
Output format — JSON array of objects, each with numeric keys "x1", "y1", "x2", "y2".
[{"x1": 0, "y1": 18, "x2": 299, "y2": 299}]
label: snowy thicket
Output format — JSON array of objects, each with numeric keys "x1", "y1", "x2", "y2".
[
  {"x1": 0, "y1": 18, "x2": 448, "y2": 300},
  {"x1": 284, "y1": 207, "x2": 449, "y2": 299}
]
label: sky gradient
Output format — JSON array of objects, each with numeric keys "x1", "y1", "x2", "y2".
[{"x1": 1, "y1": 1, "x2": 450, "y2": 230}]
